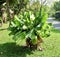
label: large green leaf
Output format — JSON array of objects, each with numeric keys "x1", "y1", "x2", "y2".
[{"x1": 13, "y1": 31, "x2": 26, "y2": 41}]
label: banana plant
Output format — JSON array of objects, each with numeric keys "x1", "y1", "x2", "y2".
[{"x1": 9, "y1": 7, "x2": 52, "y2": 46}]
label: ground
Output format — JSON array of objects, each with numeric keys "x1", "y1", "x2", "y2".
[{"x1": 0, "y1": 23, "x2": 60, "y2": 57}]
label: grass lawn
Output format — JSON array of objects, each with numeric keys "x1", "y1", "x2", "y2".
[{"x1": 0, "y1": 23, "x2": 60, "y2": 57}]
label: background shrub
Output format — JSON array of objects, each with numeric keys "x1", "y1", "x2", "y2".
[{"x1": 55, "y1": 11, "x2": 60, "y2": 21}]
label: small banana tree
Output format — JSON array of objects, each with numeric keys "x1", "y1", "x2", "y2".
[{"x1": 8, "y1": 7, "x2": 52, "y2": 50}]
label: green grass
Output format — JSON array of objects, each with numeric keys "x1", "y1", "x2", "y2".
[{"x1": 0, "y1": 23, "x2": 60, "y2": 57}]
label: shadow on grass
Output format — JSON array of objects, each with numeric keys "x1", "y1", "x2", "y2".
[
  {"x1": 52, "y1": 29, "x2": 60, "y2": 33},
  {"x1": 0, "y1": 43, "x2": 33, "y2": 57}
]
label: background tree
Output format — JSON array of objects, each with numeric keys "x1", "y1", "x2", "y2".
[
  {"x1": 30, "y1": 1, "x2": 40, "y2": 12},
  {"x1": 53, "y1": 1, "x2": 60, "y2": 11},
  {"x1": 0, "y1": 0, "x2": 30, "y2": 26},
  {"x1": 52, "y1": 1, "x2": 60, "y2": 20}
]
